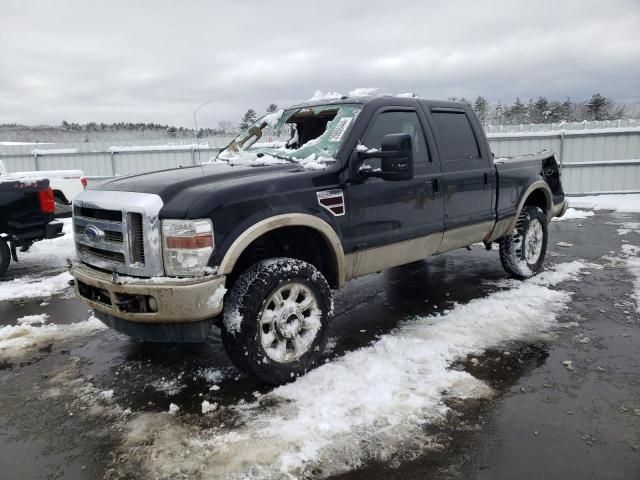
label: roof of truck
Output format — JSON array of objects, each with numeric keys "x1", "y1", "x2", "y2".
[{"x1": 289, "y1": 95, "x2": 469, "y2": 110}]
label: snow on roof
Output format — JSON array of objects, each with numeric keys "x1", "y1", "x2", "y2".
[
  {"x1": 307, "y1": 90, "x2": 344, "y2": 102},
  {"x1": 348, "y1": 87, "x2": 378, "y2": 97}
]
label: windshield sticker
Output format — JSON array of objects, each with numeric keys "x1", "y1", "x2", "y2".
[{"x1": 329, "y1": 117, "x2": 353, "y2": 143}]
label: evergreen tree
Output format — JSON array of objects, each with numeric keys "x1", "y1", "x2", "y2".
[
  {"x1": 239, "y1": 109, "x2": 258, "y2": 130},
  {"x1": 508, "y1": 98, "x2": 527, "y2": 124},
  {"x1": 560, "y1": 98, "x2": 574, "y2": 122},
  {"x1": 530, "y1": 97, "x2": 550, "y2": 123},
  {"x1": 473, "y1": 96, "x2": 489, "y2": 125},
  {"x1": 492, "y1": 102, "x2": 505, "y2": 125},
  {"x1": 266, "y1": 103, "x2": 279, "y2": 113},
  {"x1": 585, "y1": 93, "x2": 614, "y2": 121}
]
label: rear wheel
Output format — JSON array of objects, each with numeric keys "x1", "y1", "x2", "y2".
[
  {"x1": 499, "y1": 206, "x2": 548, "y2": 279},
  {"x1": 0, "y1": 238, "x2": 11, "y2": 277},
  {"x1": 221, "y1": 258, "x2": 332, "y2": 385}
]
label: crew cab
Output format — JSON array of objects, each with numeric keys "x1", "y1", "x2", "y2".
[
  {"x1": 70, "y1": 96, "x2": 567, "y2": 384},
  {"x1": 0, "y1": 175, "x2": 64, "y2": 276}
]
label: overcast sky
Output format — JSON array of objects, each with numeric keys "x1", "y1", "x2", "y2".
[{"x1": 1, "y1": 0, "x2": 639, "y2": 127}]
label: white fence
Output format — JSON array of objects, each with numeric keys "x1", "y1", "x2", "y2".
[
  {"x1": 488, "y1": 127, "x2": 640, "y2": 194},
  {"x1": 1, "y1": 125, "x2": 639, "y2": 194}
]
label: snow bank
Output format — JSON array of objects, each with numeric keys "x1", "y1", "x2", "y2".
[
  {"x1": 570, "y1": 194, "x2": 640, "y2": 213},
  {"x1": 0, "y1": 271, "x2": 73, "y2": 303},
  {"x1": 620, "y1": 244, "x2": 640, "y2": 313},
  {"x1": 552, "y1": 208, "x2": 595, "y2": 221},
  {"x1": 0, "y1": 316, "x2": 105, "y2": 360},
  {"x1": 123, "y1": 261, "x2": 589, "y2": 479},
  {"x1": 16, "y1": 314, "x2": 50, "y2": 325}
]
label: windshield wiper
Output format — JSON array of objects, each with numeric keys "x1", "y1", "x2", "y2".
[{"x1": 256, "y1": 152, "x2": 298, "y2": 164}]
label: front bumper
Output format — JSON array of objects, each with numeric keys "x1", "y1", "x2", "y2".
[{"x1": 71, "y1": 262, "x2": 226, "y2": 324}]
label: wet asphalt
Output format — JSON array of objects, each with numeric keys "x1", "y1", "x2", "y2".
[{"x1": 0, "y1": 210, "x2": 638, "y2": 479}]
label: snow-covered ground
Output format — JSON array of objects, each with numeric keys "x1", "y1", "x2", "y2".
[
  {"x1": 569, "y1": 194, "x2": 640, "y2": 213},
  {"x1": 0, "y1": 219, "x2": 75, "y2": 301},
  {"x1": 0, "y1": 194, "x2": 639, "y2": 478},
  {"x1": 116, "y1": 261, "x2": 592, "y2": 479},
  {"x1": 0, "y1": 316, "x2": 105, "y2": 361},
  {"x1": 553, "y1": 207, "x2": 594, "y2": 221}
]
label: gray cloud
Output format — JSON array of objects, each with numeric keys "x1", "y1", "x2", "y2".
[{"x1": 1, "y1": 0, "x2": 639, "y2": 127}]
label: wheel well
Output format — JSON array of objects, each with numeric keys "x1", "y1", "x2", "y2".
[
  {"x1": 227, "y1": 226, "x2": 339, "y2": 289},
  {"x1": 522, "y1": 188, "x2": 549, "y2": 214}
]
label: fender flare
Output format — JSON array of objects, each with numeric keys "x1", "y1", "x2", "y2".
[
  {"x1": 217, "y1": 213, "x2": 346, "y2": 287},
  {"x1": 486, "y1": 180, "x2": 553, "y2": 242}
]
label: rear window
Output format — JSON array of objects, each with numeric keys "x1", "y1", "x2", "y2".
[{"x1": 431, "y1": 111, "x2": 480, "y2": 161}]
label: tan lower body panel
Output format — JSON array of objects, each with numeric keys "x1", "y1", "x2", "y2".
[
  {"x1": 344, "y1": 220, "x2": 497, "y2": 281},
  {"x1": 485, "y1": 216, "x2": 516, "y2": 242},
  {"x1": 436, "y1": 220, "x2": 495, "y2": 254},
  {"x1": 344, "y1": 232, "x2": 443, "y2": 280}
]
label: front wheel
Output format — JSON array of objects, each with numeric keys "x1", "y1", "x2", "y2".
[
  {"x1": 499, "y1": 206, "x2": 548, "y2": 279},
  {"x1": 221, "y1": 258, "x2": 332, "y2": 385}
]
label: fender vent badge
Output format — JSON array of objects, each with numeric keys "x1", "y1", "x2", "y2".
[{"x1": 317, "y1": 189, "x2": 345, "y2": 217}]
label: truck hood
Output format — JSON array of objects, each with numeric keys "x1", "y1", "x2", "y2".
[{"x1": 93, "y1": 162, "x2": 301, "y2": 217}]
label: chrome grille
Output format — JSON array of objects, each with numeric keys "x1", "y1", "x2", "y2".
[
  {"x1": 73, "y1": 190, "x2": 164, "y2": 277},
  {"x1": 128, "y1": 212, "x2": 145, "y2": 265}
]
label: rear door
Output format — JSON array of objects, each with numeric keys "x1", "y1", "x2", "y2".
[
  {"x1": 345, "y1": 107, "x2": 444, "y2": 251},
  {"x1": 426, "y1": 107, "x2": 495, "y2": 230}
]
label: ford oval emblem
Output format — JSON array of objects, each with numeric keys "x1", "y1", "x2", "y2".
[{"x1": 83, "y1": 225, "x2": 105, "y2": 243}]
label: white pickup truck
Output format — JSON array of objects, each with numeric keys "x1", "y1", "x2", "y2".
[{"x1": 0, "y1": 160, "x2": 86, "y2": 215}]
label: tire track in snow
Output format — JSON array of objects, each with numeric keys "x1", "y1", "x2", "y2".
[{"x1": 116, "y1": 260, "x2": 592, "y2": 479}]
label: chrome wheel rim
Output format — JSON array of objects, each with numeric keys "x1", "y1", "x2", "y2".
[
  {"x1": 259, "y1": 282, "x2": 321, "y2": 363},
  {"x1": 524, "y1": 219, "x2": 544, "y2": 264}
]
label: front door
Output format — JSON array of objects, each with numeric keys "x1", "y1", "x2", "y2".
[{"x1": 345, "y1": 108, "x2": 444, "y2": 252}]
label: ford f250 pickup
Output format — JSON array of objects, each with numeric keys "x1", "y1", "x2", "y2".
[{"x1": 70, "y1": 96, "x2": 567, "y2": 384}]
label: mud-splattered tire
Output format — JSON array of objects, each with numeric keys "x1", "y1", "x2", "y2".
[
  {"x1": 221, "y1": 258, "x2": 333, "y2": 385},
  {"x1": 0, "y1": 238, "x2": 11, "y2": 278},
  {"x1": 499, "y1": 206, "x2": 548, "y2": 279}
]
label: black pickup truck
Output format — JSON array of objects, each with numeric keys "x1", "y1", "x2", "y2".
[
  {"x1": 70, "y1": 96, "x2": 567, "y2": 384},
  {"x1": 1, "y1": 177, "x2": 64, "y2": 276}
]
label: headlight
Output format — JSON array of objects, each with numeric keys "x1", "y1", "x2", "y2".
[{"x1": 162, "y1": 219, "x2": 214, "y2": 277}]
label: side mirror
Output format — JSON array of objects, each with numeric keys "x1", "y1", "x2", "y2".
[{"x1": 357, "y1": 133, "x2": 413, "y2": 181}]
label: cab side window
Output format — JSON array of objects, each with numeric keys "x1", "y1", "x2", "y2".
[
  {"x1": 430, "y1": 111, "x2": 480, "y2": 161},
  {"x1": 360, "y1": 111, "x2": 429, "y2": 169}
]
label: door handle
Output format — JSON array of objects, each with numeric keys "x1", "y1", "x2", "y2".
[{"x1": 424, "y1": 178, "x2": 439, "y2": 198}]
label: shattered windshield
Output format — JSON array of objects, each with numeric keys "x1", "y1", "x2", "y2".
[{"x1": 216, "y1": 103, "x2": 361, "y2": 170}]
